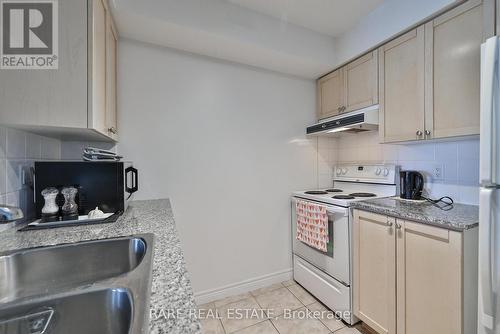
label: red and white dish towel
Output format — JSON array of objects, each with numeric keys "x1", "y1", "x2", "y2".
[{"x1": 295, "y1": 199, "x2": 329, "y2": 252}]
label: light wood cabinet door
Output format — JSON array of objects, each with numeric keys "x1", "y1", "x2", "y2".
[
  {"x1": 379, "y1": 27, "x2": 425, "y2": 143},
  {"x1": 424, "y1": 0, "x2": 494, "y2": 139},
  {"x1": 90, "y1": 0, "x2": 107, "y2": 135},
  {"x1": 345, "y1": 51, "x2": 378, "y2": 112},
  {"x1": 396, "y1": 220, "x2": 462, "y2": 334},
  {"x1": 353, "y1": 210, "x2": 396, "y2": 334},
  {"x1": 317, "y1": 69, "x2": 345, "y2": 119},
  {"x1": 106, "y1": 15, "x2": 118, "y2": 140},
  {"x1": 0, "y1": 0, "x2": 88, "y2": 128}
]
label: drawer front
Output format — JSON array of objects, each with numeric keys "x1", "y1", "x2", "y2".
[{"x1": 293, "y1": 255, "x2": 354, "y2": 325}]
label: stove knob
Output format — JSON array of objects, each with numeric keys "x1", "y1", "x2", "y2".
[
  {"x1": 375, "y1": 168, "x2": 382, "y2": 175},
  {"x1": 341, "y1": 168, "x2": 347, "y2": 175},
  {"x1": 336, "y1": 168, "x2": 342, "y2": 175},
  {"x1": 383, "y1": 168, "x2": 389, "y2": 176}
]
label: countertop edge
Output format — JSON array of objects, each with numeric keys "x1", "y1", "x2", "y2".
[{"x1": 351, "y1": 200, "x2": 479, "y2": 232}]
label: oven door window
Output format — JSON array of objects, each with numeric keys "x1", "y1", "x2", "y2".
[
  {"x1": 325, "y1": 218, "x2": 334, "y2": 256},
  {"x1": 303, "y1": 216, "x2": 334, "y2": 257},
  {"x1": 302, "y1": 209, "x2": 344, "y2": 258}
]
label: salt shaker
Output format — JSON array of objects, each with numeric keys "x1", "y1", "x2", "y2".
[{"x1": 41, "y1": 187, "x2": 59, "y2": 220}]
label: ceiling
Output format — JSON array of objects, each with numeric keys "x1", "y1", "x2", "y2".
[
  {"x1": 110, "y1": 0, "x2": 385, "y2": 78},
  {"x1": 226, "y1": 0, "x2": 384, "y2": 37}
]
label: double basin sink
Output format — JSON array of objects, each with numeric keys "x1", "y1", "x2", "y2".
[{"x1": 0, "y1": 234, "x2": 154, "y2": 334}]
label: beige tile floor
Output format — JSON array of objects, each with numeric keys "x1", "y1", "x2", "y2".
[{"x1": 198, "y1": 280, "x2": 365, "y2": 334}]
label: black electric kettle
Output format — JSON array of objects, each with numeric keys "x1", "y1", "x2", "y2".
[{"x1": 400, "y1": 171, "x2": 424, "y2": 200}]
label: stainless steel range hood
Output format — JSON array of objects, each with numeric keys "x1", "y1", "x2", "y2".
[{"x1": 306, "y1": 105, "x2": 379, "y2": 136}]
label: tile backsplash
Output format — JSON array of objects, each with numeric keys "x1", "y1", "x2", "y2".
[
  {"x1": 317, "y1": 137, "x2": 337, "y2": 188},
  {"x1": 1, "y1": 124, "x2": 481, "y2": 221},
  {"x1": 334, "y1": 131, "x2": 480, "y2": 204},
  {"x1": 0, "y1": 127, "x2": 61, "y2": 221}
]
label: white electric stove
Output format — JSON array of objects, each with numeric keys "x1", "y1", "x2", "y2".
[
  {"x1": 293, "y1": 164, "x2": 398, "y2": 207},
  {"x1": 291, "y1": 164, "x2": 398, "y2": 325}
]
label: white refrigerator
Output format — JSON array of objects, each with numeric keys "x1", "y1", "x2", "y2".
[{"x1": 479, "y1": 36, "x2": 500, "y2": 334}]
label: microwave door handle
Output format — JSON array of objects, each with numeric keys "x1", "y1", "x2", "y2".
[
  {"x1": 32, "y1": 167, "x2": 36, "y2": 204},
  {"x1": 125, "y1": 167, "x2": 139, "y2": 194}
]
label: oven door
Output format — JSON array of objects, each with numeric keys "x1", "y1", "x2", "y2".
[{"x1": 291, "y1": 197, "x2": 350, "y2": 285}]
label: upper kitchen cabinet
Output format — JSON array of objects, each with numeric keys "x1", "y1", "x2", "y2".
[
  {"x1": 424, "y1": 0, "x2": 494, "y2": 139},
  {"x1": 345, "y1": 51, "x2": 378, "y2": 113},
  {"x1": 317, "y1": 69, "x2": 345, "y2": 119},
  {"x1": 380, "y1": 0, "x2": 494, "y2": 143},
  {"x1": 105, "y1": 2, "x2": 118, "y2": 140},
  {"x1": 317, "y1": 50, "x2": 378, "y2": 120},
  {"x1": 0, "y1": 0, "x2": 118, "y2": 142},
  {"x1": 379, "y1": 27, "x2": 426, "y2": 143}
]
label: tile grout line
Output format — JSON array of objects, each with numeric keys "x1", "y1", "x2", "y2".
[
  {"x1": 215, "y1": 281, "x2": 328, "y2": 334},
  {"x1": 215, "y1": 281, "x2": 354, "y2": 334},
  {"x1": 221, "y1": 284, "x2": 281, "y2": 334},
  {"x1": 284, "y1": 283, "x2": 312, "y2": 308},
  {"x1": 226, "y1": 318, "x2": 268, "y2": 334},
  {"x1": 269, "y1": 318, "x2": 281, "y2": 334},
  {"x1": 219, "y1": 318, "x2": 228, "y2": 334},
  {"x1": 286, "y1": 284, "x2": 346, "y2": 334}
]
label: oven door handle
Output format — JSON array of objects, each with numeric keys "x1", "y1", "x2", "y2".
[{"x1": 326, "y1": 207, "x2": 348, "y2": 217}]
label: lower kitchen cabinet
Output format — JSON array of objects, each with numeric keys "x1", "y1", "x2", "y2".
[
  {"x1": 353, "y1": 211, "x2": 396, "y2": 334},
  {"x1": 353, "y1": 209, "x2": 478, "y2": 334}
]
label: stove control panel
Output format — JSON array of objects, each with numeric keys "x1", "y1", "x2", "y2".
[{"x1": 334, "y1": 164, "x2": 398, "y2": 184}]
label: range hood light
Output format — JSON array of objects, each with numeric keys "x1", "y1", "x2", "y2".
[{"x1": 326, "y1": 127, "x2": 350, "y2": 134}]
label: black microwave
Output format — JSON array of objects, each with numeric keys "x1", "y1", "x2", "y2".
[{"x1": 34, "y1": 161, "x2": 138, "y2": 218}]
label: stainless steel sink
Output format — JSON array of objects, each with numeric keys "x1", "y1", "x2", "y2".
[
  {"x1": 0, "y1": 234, "x2": 154, "y2": 334},
  {"x1": 0, "y1": 237, "x2": 146, "y2": 303},
  {"x1": 0, "y1": 288, "x2": 132, "y2": 334}
]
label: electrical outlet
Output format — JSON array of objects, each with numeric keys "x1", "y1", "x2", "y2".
[{"x1": 433, "y1": 166, "x2": 443, "y2": 180}]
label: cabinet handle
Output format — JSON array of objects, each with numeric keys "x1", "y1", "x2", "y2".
[
  {"x1": 425, "y1": 130, "x2": 431, "y2": 137},
  {"x1": 337, "y1": 107, "x2": 342, "y2": 112},
  {"x1": 416, "y1": 130, "x2": 423, "y2": 138},
  {"x1": 108, "y1": 127, "x2": 117, "y2": 134},
  {"x1": 395, "y1": 222, "x2": 402, "y2": 230},
  {"x1": 386, "y1": 220, "x2": 393, "y2": 227}
]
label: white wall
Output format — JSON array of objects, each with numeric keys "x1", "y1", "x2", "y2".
[
  {"x1": 334, "y1": 0, "x2": 455, "y2": 66},
  {"x1": 334, "y1": 131, "x2": 479, "y2": 204},
  {"x1": 117, "y1": 39, "x2": 327, "y2": 298},
  {"x1": 0, "y1": 127, "x2": 61, "y2": 221}
]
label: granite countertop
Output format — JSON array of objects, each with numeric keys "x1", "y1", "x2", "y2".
[
  {"x1": 0, "y1": 199, "x2": 202, "y2": 334},
  {"x1": 352, "y1": 197, "x2": 479, "y2": 231}
]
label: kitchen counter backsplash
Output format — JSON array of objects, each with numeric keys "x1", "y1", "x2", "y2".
[
  {"x1": 0, "y1": 199, "x2": 202, "y2": 334},
  {"x1": 352, "y1": 197, "x2": 479, "y2": 231}
]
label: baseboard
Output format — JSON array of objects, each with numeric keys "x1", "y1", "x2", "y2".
[{"x1": 194, "y1": 268, "x2": 293, "y2": 305}]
